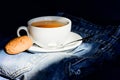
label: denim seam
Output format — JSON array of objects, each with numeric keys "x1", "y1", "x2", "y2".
[
  {"x1": 11, "y1": 55, "x2": 41, "y2": 79},
  {"x1": 0, "y1": 54, "x2": 46, "y2": 79},
  {"x1": 0, "y1": 66, "x2": 10, "y2": 78},
  {"x1": 10, "y1": 62, "x2": 32, "y2": 79}
]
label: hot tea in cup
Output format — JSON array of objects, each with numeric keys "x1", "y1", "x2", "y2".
[
  {"x1": 31, "y1": 20, "x2": 67, "y2": 28},
  {"x1": 17, "y1": 16, "x2": 72, "y2": 49}
]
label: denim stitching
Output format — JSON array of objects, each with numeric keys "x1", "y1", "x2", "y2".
[
  {"x1": 0, "y1": 54, "x2": 43, "y2": 79},
  {"x1": 57, "y1": 13, "x2": 119, "y2": 76},
  {"x1": 0, "y1": 65, "x2": 13, "y2": 79},
  {"x1": 11, "y1": 54, "x2": 42, "y2": 79},
  {"x1": 10, "y1": 63, "x2": 32, "y2": 79}
]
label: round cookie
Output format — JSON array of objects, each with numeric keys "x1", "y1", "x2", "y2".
[{"x1": 5, "y1": 36, "x2": 33, "y2": 54}]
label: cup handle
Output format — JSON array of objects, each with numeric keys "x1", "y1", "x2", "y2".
[{"x1": 17, "y1": 26, "x2": 29, "y2": 37}]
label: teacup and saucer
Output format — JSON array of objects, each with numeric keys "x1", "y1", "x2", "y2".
[{"x1": 17, "y1": 16, "x2": 82, "y2": 53}]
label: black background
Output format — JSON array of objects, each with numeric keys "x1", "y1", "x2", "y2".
[{"x1": 1, "y1": 0, "x2": 120, "y2": 36}]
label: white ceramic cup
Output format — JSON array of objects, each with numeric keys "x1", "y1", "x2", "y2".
[{"x1": 17, "y1": 16, "x2": 72, "y2": 49}]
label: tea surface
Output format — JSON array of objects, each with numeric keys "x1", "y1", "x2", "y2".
[{"x1": 31, "y1": 20, "x2": 66, "y2": 28}]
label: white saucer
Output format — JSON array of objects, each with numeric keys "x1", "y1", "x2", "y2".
[{"x1": 28, "y1": 32, "x2": 83, "y2": 53}]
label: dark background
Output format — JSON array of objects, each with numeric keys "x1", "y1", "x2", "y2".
[
  {"x1": 0, "y1": 0, "x2": 120, "y2": 80},
  {"x1": 1, "y1": 0, "x2": 120, "y2": 36}
]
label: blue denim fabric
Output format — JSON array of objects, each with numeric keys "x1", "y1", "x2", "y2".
[
  {"x1": 0, "y1": 43, "x2": 91, "y2": 80},
  {"x1": 57, "y1": 12, "x2": 120, "y2": 79},
  {"x1": 0, "y1": 12, "x2": 120, "y2": 80}
]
